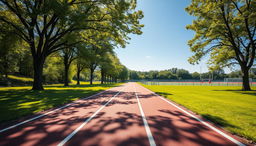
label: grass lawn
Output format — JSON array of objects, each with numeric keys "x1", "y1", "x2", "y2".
[
  {"x1": 8, "y1": 75, "x2": 33, "y2": 82},
  {"x1": 0, "y1": 82, "x2": 120, "y2": 124},
  {"x1": 141, "y1": 84, "x2": 256, "y2": 142}
]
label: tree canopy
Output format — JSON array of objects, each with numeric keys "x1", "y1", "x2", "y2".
[
  {"x1": 0, "y1": 0, "x2": 143, "y2": 90},
  {"x1": 186, "y1": 0, "x2": 256, "y2": 90}
]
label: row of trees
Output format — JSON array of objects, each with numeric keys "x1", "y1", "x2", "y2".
[
  {"x1": 0, "y1": 0, "x2": 142, "y2": 90},
  {"x1": 129, "y1": 68, "x2": 256, "y2": 80},
  {"x1": 0, "y1": 41, "x2": 129, "y2": 85}
]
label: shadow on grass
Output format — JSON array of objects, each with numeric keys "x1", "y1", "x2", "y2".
[
  {"x1": 212, "y1": 89, "x2": 256, "y2": 96},
  {"x1": 0, "y1": 84, "x2": 118, "y2": 124},
  {"x1": 46, "y1": 83, "x2": 118, "y2": 88},
  {"x1": 155, "y1": 91, "x2": 173, "y2": 96},
  {"x1": 213, "y1": 89, "x2": 256, "y2": 91},
  {"x1": 202, "y1": 114, "x2": 240, "y2": 129}
]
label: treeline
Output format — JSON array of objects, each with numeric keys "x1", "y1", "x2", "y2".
[
  {"x1": 129, "y1": 68, "x2": 256, "y2": 80},
  {"x1": 0, "y1": 0, "x2": 143, "y2": 90},
  {"x1": 0, "y1": 45, "x2": 129, "y2": 86}
]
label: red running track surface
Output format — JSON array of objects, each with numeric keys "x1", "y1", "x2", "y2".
[{"x1": 0, "y1": 83, "x2": 247, "y2": 146}]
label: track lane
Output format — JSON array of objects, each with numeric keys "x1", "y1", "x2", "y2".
[
  {"x1": 134, "y1": 83, "x2": 245, "y2": 146},
  {"x1": 58, "y1": 86, "x2": 126, "y2": 146},
  {"x1": 64, "y1": 83, "x2": 151, "y2": 146},
  {"x1": 0, "y1": 84, "x2": 125, "y2": 146},
  {"x1": 134, "y1": 85, "x2": 156, "y2": 146}
]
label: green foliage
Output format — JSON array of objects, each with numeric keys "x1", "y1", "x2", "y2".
[
  {"x1": 186, "y1": 0, "x2": 256, "y2": 69},
  {"x1": 129, "y1": 68, "x2": 234, "y2": 80},
  {"x1": 142, "y1": 84, "x2": 256, "y2": 142},
  {"x1": 43, "y1": 56, "x2": 64, "y2": 83},
  {"x1": 0, "y1": 23, "x2": 21, "y2": 77},
  {"x1": 68, "y1": 64, "x2": 76, "y2": 81},
  {"x1": 0, "y1": 0, "x2": 144, "y2": 89},
  {"x1": 118, "y1": 66, "x2": 129, "y2": 81},
  {"x1": 192, "y1": 72, "x2": 200, "y2": 79},
  {"x1": 18, "y1": 49, "x2": 33, "y2": 77},
  {"x1": 186, "y1": 0, "x2": 256, "y2": 90},
  {"x1": 176, "y1": 69, "x2": 191, "y2": 79}
]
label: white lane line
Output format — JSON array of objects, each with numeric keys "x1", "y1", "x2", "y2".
[
  {"x1": 140, "y1": 84, "x2": 245, "y2": 146},
  {"x1": 0, "y1": 86, "x2": 119, "y2": 133},
  {"x1": 57, "y1": 86, "x2": 126, "y2": 146},
  {"x1": 134, "y1": 85, "x2": 156, "y2": 146}
]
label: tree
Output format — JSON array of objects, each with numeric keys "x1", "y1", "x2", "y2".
[
  {"x1": 43, "y1": 54, "x2": 63, "y2": 83},
  {"x1": 0, "y1": 0, "x2": 143, "y2": 90},
  {"x1": 75, "y1": 50, "x2": 88, "y2": 85},
  {"x1": 129, "y1": 70, "x2": 140, "y2": 80},
  {"x1": 186, "y1": 0, "x2": 256, "y2": 90},
  {"x1": 99, "y1": 52, "x2": 114, "y2": 84},
  {"x1": 192, "y1": 72, "x2": 200, "y2": 80},
  {"x1": 158, "y1": 70, "x2": 170, "y2": 79},
  {"x1": 106, "y1": 54, "x2": 123, "y2": 83},
  {"x1": 87, "y1": 45, "x2": 103, "y2": 85},
  {"x1": 176, "y1": 69, "x2": 191, "y2": 79},
  {"x1": 61, "y1": 47, "x2": 76, "y2": 86},
  {"x1": 118, "y1": 66, "x2": 129, "y2": 82},
  {"x1": 0, "y1": 23, "x2": 20, "y2": 79}
]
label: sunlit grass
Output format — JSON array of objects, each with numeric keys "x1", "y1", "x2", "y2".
[
  {"x1": 8, "y1": 75, "x2": 33, "y2": 82},
  {"x1": 141, "y1": 84, "x2": 256, "y2": 142},
  {"x1": 6, "y1": 75, "x2": 100, "y2": 85},
  {"x1": 0, "y1": 83, "x2": 121, "y2": 123}
]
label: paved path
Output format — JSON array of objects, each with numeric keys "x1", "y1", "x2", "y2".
[{"x1": 0, "y1": 83, "x2": 245, "y2": 146}]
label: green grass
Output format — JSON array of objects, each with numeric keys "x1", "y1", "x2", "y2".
[
  {"x1": 8, "y1": 75, "x2": 34, "y2": 82},
  {"x1": 141, "y1": 84, "x2": 256, "y2": 142},
  {"x1": 6, "y1": 75, "x2": 100, "y2": 85},
  {"x1": 0, "y1": 83, "x2": 120, "y2": 124}
]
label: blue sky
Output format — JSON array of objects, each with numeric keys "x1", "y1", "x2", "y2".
[{"x1": 115, "y1": 0, "x2": 211, "y2": 73}]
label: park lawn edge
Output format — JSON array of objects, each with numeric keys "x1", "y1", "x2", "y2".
[
  {"x1": 0, "y1": 83, "x2": 122, "y2": 127},
  {"x1": 139, "y1": 83, "x2": 255, "y2": 144}
]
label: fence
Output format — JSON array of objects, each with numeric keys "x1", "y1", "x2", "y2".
[{"x1": 141, "y1": 80, "x2": 256, "y2": 86}]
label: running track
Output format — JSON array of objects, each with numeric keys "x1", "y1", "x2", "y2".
[{"x1": 0, "y1": 83, "x2": 246, "y2": 146}]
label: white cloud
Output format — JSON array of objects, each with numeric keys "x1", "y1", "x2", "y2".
[{"x1": 145, "y1": 55, "x2": 152, "y2": 59}]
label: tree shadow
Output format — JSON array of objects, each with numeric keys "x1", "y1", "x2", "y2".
[
  {"x1": 155, "y1": 91, "x2": 173, "y2": 96},
  {"x1": 67, "y1": 109, "x2": 232, "y2": 146},
  {"x1": 201, "y1": 114, "x2": 240, "y2": 129},
  {"x1": 46, "y1": 83, "x2": 118, "y2": 88},
  {"x1": 239, "y1": 92, "x2": 256, "y2": 96},
  {"x1": 212, "y1": 89, "x2": 256, "y2": 96}
]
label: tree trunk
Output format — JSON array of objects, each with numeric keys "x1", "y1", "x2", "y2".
[
  {"x1": 32, "y1": 57, "x2": 45, "y2": 90},
  {"x1": 4, "y1": 56, "x2": 9, "y2": 79},
  {"x1": 90, "y1": 66, "x2": 94, "y2": 85},
  {"x1": 64, "y1": 63, "x2": 70, "y2": 87},
  {"x1": 105, "y1": 75, "x2": 108, "y2": 84},
  {"x1": 242, "y1": 68, "x2": 251, "y2": 91},
  {"x1": 5, "y1": 72, "x2": 8, "y2": 79},
  {"x1": 76, "y1": 70, "x2": 81, "y2": 85},
  {"x1": 76, "y1": 63, "x2": 80, "y2": 85},
  {"x1": 101, "y1": 70, "x2": 104, "y2": 84},
  {"x1": 104, "y1": 75, "x2": 106, "y2": 84}
]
